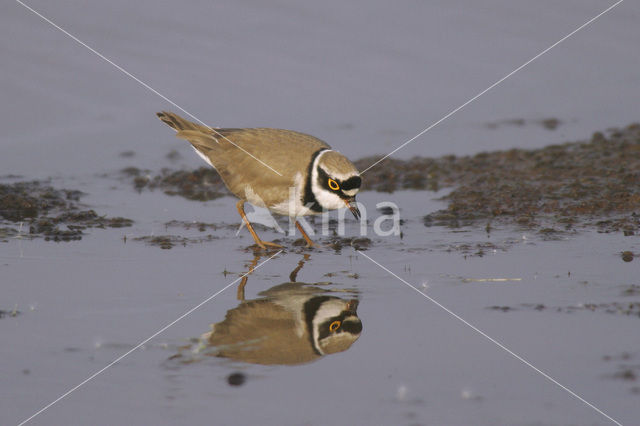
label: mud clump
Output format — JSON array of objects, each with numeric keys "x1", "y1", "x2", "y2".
[
  {"x1": 487, "y1": 306, "x2": 514, "y2": 312},
  {"x1": 603, "y1": 352, "x2": 640, "y2": 394},
  {"x1": 621, "y1": 251, "x2": 635, "y2": 262},
  {"x1": 164, "y1": 220, "x2": 229, "y2": 232},
  {"x1": 622, "y1": 285, "x2": 640, "y2": 296},
  {"x1": 326, "y1": 236, "x2": 372, "y2": 252},
  {"x1": 122, "y1": 167, "x2": 227, "y2": 201},
  {"x1": 0, "y1": 307, "x2": 20, "y2": 318},
  {"x1": 439, "y1": 241, "x2": 515, "y2": 257},
  {"x1": 30, "y1": 212, "x2": 133, "y2": 242},
  {"x1": 356, "y1": 123, "x2": 640, "y2": 234},
  {"x1": 134, "y1": 234, "x2": 218, "y2": 249},
  {"x1": 484, "y1": 117, "x2": 562, "y2": 131},
  {"x1": 0, "y1": 181, "x2": 133, "y2": 241},
  {"x1": 135, "y1": 235, "x2": 182, "y2": 249},
  {"x1": 227, "y1": 372, "x2": 246, "y2": 387},
  {"x1": 135, "y1": 221, "x2": 259, "y2": 249},
  {"x1": 520, "y1": 302, "x2": 640, "y2": 318},
  {"x1": 0, "y1": 182, "x2": 78, "y2": 222}
]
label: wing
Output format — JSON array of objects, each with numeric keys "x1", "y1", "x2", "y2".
[{"x1": 157, "y1": 111, "x2": 330, "y2": 206}]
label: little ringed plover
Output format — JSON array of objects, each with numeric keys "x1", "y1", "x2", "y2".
[{"x1": 157, "y1": 111, "x2": 362, "y2": 249}]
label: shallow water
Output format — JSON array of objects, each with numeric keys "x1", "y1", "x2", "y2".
[
  {"x1": 2, "y1": 1, "x2": 640, "y2": 425},
  {"x1": 2, "y1": 0, "x2": 640, "y2": 178},
  {"x1": 2, "y1": 186, "x2": 639, "y2": 425}
]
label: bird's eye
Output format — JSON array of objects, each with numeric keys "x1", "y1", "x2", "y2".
[
  {"x1": 328, "y1": 179, "x2": 340, "y2": 191},
  {"x1": 329, "y1": 320, "x2": 341, "y2": 332}
]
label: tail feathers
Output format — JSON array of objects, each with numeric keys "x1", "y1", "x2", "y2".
[
  {"x1": 175, "y1": 130, "x2": 219, "y2": 168},
  {"x1": 156, "y1": 111, "x2": 212, "y2": 134},
  {"x1": 175, "y1": 130, "x2": 219, "y2": 145}
]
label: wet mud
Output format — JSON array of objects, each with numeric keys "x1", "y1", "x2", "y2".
[
  {"x1": 0, "y1": 307, "x2": 20, "y2": 319},
  {"x1": 356, "y1": 123, "x2": 640, "y2": 234},
  {"x1": 602, "y1": 352, "x2": 640, "y2": 395},
  {"x1": 489, "y1": 301, "x2": 640, "y2": 318},
  {"x1": 133, "y1": 220, "x2": 244, "y2": 249},
  {"x1": 131, "y1": 217, "x2": 373, "y2": 251},
  {"x1": 121, "y1": 167, "x2": 226, "y2": 201},
  {"x1": 488, "y1": 283, "x2": 640, "y2": 320},
  {"x1": 134, "y1": 234, "x2": 218, "y2": 249},
  {"x1": 484, "y1": 117, "x2": 562, "y2": 131},
  {"x1": 0, "y1": 181, "x2": 133, "y2": 242},
  {"x1": 121, "y1": 123, "x2": 640, "y2": 236}
]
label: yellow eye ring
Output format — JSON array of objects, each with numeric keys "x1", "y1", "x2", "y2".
[
  {"x1": 328, "y1": 179, "x2": 340, "y2": 191},
  {"x1": 329, "y1": 321, "x2": 341, "y2": 332}
]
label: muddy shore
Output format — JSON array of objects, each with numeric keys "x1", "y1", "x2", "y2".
[
  {"x1": 2, "y1": 123, "x2": 638, "y2": 243},
  {"x1": 121, "y1": 123, "x2": 640, "y2": 235},
  {"x1": 0, "y1": 181, "x2": 132, "y2": 241},
  {"x1": 357, "y1": 123, "x2": 640, "y2": 234}
]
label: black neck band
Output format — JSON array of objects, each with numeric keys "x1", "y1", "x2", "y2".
[{"x1": 303, "y1": 149, "x2": 329, "y2": 213}]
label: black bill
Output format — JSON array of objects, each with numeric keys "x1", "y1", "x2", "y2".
[{"x1": 344, "y1": 198, "x2": 361, "y2": 220}]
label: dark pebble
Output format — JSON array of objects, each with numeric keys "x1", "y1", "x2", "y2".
[{"x1": 227, "y1": 372, "x2": 246, "y2": 386}]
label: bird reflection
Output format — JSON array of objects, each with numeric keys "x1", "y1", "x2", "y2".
[{"x1": 184, "y1": 254, "x2": 362, "y2": 366}]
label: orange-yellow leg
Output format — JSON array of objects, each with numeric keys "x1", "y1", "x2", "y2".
[
  {"x1": 237, "y1": 254, "x2": 261, "y2": 300},
  {"x1": 236, "y1": 200, "x2": 283, "y2": 249},
  {"x1": 295, "y1": 220, "x2": 317, "y2": 248},
  {"x1": 289, "y1": 253, "x2": 311, "y2": 281},
  {"x1": 237, "y1": 276, "x2": 248, "y2": 301}
]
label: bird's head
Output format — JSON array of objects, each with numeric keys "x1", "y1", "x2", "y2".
[
  {"x1": 309, "y1": 297, "x2": 362, "y2": 355},
  {"x1": 310, "y1": 150, "x2": 362, "y2": 219}
]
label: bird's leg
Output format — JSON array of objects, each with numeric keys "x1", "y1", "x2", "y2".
[
  {"x1": 237, "y1": 254, "x2": 261, "y2": 300},
  {"x1": 236, "y1": 200, "x2": 283, "y2": 249},
  {"x1": 295, "y1": 220, "x2": 317, "y2": 248},
  {"x1": 237, "y1": 276, "x2": 248, "y2": 301},
  {"x1": 289, "y1": 253, "x2": 311, "y2": 282}
]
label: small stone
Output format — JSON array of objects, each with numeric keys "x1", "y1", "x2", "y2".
[{"x1": 227, "y1": 372, "x2": 246, "y2": 386}]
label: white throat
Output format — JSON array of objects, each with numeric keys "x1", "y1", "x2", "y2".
[
  {"x1": 311, "y1": 150, "x2": 347, "y2": 211},
  {"x1": 312, "y1": 299, "x2": 348, "y2": 355}
]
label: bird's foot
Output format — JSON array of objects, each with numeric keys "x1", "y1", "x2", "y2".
[{"x1": 255, "y1": 240, "x2": 284, "y2": 250}]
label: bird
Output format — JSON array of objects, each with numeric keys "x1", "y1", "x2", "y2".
[
  {"x1": 200, "y1": 281, "x2": 362, "y2": 365},
  {"x1": 156, "y1": 111, "x2": 362, "y2": 249}
]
